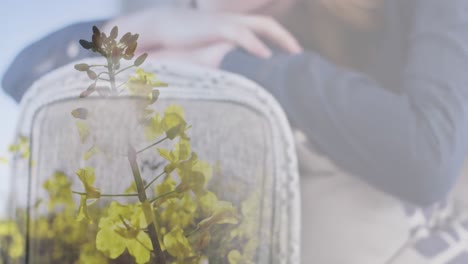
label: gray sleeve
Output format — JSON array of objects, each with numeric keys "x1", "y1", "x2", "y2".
[{"x1": 222, "y1": 0, "x2": 468, "y2": 206}]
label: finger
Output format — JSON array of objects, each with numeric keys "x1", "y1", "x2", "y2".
[
  {"x1": 221, "y1": 25, "x2": 272, "y2": 58},
  {"x1": 238, "y1": 15, "x2": 303, "y2": 54},
  {"x1": 147, "y1": 49, "x2": 199, "y2": 65}
]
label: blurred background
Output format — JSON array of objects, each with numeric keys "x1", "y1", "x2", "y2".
[{"x1": 0, "y1": 0, "x2": 121, "y2": 210}]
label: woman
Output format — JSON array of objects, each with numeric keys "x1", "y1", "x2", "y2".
[
  {"x1": 117, "y1": 0, "x2": 465, "y2": 205},
  {"x1": 4, "y1": 0, "x2": 468, "y2": 262}
]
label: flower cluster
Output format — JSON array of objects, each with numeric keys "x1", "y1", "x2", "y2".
[
  {"x1": 0, "y1": 25, "x2": 261, "y2": 264},
  {"x1": 79, "y1": 26, "x2": 139, "y2": 63}
]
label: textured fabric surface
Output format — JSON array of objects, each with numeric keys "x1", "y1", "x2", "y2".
[{"x1": 297, "y1": 137, "x2": 468, "y2": 264}]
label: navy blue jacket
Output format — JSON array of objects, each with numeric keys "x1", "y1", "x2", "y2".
[{"x1": 3, "y1": 0, "x2": 468, "y2": 206}]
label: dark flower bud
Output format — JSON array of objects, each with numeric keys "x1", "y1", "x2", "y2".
[
  {"x1": 134, "y1": 53, "x2": 148, "y2": 66},
  {"x1": 79, "y1": 40, "x2": 93, "y2": 50},
  {"x1": 150, "y1": 89, "x2": 160, "y2": 104},
  {"x1": 126, "y1": 42, "x2": 137, "y2": 56},
  {"x1": 123, "y1": 53, "x2": 134, "y2": 60},
  {"x1": 74, "y1": 63, "x2": 90, "y2": 71},
  {"x1": 131, "y1": 33, "x2": 139, "y2": 43},
  {"x1": 111, "y1": 46, "x2": 121, "y2": 58},
  {"x1": 80, "y1": 83, "x2": 96, "y2": 98},
  {"x1": 92, "y1": 33, "x2": 102, "y2": 49},
  {"x1": 119, "y1": 32, "x2": 131, "y2": 45},
  {"x1": 92, "y1": 25, "x2": 100, "y2": 35},
  {"x1": 86, "y1": 70, "x2": 97, "y2": 80},
  {"x1": 110, "y1": 26, "x2": 118, "y2": 39}
]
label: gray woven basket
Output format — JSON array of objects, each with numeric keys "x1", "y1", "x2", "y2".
[{"x1": 8, "y1": 59, "x2": 301, "y2": 264}]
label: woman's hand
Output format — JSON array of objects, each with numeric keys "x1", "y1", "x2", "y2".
[
  {"x1": 104, "y1": 8, "x2": 302, "y2": 59},
  {"x1": 145, "y1": 42, "x2": 235, "y2": 68}
]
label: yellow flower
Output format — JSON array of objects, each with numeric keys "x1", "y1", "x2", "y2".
[
  {"x1": 96, "y1": 202, "x2": 153, "y2": 264},
  {"x1": 163, "y1": 226, "x2": 193, "y2": 260},
  {"x1": 0, "y1": 221, "x2": 25, "y2": 259},
  {"x1": 127, "y1": 68, "x2": 167, "y2": 99}
]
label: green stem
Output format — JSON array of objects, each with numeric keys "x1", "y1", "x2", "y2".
[
  {"x1": 144, "y1": 171, "x2": 166, "y2": 190},
  {"x1": 97, "y1": 72, "x2": 110, "y2": 76},
  {"x1": 72, "y1": 191, "x2": 139, "y2": 198},
  {"x1": 119, "y1": 214, "x2": 154, "y2": 252},
  {"x1": 135, "y1": 236, "x2": 155, "y2": 253},
  {"x1": 116, "y1": 81, "x2": 128, "y2": 89},
  {"x1": 89, "y1": 64, "x2": 109, "y2": 68},
  {"x1": 185, "y1": 227, "x2": 200, "y2": 237},
  {"x1": 107, "y1": 58, "x2": 117, "y2": 95},
  {"x1": 128, "y1": 145, "x2": 166, "y2": 264},
  {"x1": 119, "y1": 215, "x2": 132, "y2": 230},
  {"x1": 149, "y1": 190, "x2": 178, "y2": 203},
  {"x1": 137, "y1": 137, "x2": 169, "y2": 155},
  {"x1": 115, "y1": 65, "x2": 136, "y2": 75}
]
